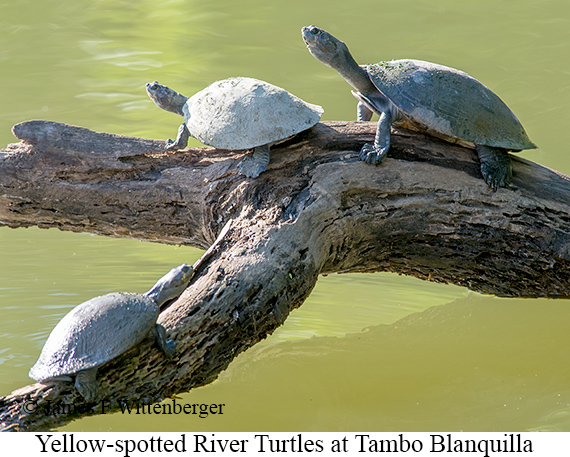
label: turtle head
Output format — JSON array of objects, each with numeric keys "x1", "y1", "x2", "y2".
[
  {"x1": 302, "y1": 26, "x2": 350, "y2": 69},
  {"x1": 145, "y1": 264, "x2": 194, "y2": 305},
  {"x1": 146, "y1": 81, "x2": 188, "y2": 116},
  {"x1": 302, "y1": 26, "x2": 377, "y2": 95}
]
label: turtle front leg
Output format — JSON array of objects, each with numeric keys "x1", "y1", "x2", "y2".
[
  {"x1": 360, "y1": 110, "x2": 393, "y2": 165},
  {"x1": 75, "y1": 367, "x2": 98, "y2": 402},
  {"x1": 238, "y1": 144, "x2": 271, "y2": 178},
  {"x1": 154, "y1": 323, "x2": 176, "y2": 358},
  {"x1": 352, "y1": 90, "x2": 374, "y2": 121},
  {"x1": 475, "y1": 144, "x2": 512, "y2": 191},
  {"x1": 165, "y1": 123, "x2": 190, "y2": 150},
  {"x1": 357, "y1": 101, "x2": 374, "y2": 121}
]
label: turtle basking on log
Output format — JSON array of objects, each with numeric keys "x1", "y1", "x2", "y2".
[
  {"x1": 302, "y1": 25, "x2": 537, "y2": 190},
  {"x1": 146, "y1": 77, "x2": 323, "y2": 178},
  {"x1": 29, "y1": 264, "x2": 194, "y2": 401}
]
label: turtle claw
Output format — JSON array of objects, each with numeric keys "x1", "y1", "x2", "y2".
[
  {"x1": 165, "y1": 139, "x2": 179, "y2": 150},
  {"x1": 163, "y1": 339, "x2": 176, "y2": 358},
  {"x1": 75, "y1": 368, "x2": 98, "y2": 402},
  {"x1": 238, "y1": 145, "x2": 270, "y2": 178},
  {"x1": 359, "y1": 143, "x2": 388, "y2": 165},
  {"x1": 481, "y1": 165, "x2": 512, "y2": 191},
  {"x1": 238, "y1": 156, "x2": 266, "y2": 178},
  {"x1": 477, "y1": 145, "x2": 512, "y2": 191},
  {"x1": 155, "y1": 324, "x2": 176, "y2": 358},
  {"x1": 164, "y1": 123, "x2": 190, "y2": 150},
  {"x1": 76, "y1": 381, "x2": 97, "y2": 403}
]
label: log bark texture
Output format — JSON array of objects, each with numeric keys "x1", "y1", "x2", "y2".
[{"x1": 1, "y1": 120, "x2": 570, "y2": 431}]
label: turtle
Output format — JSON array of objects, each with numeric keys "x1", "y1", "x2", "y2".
[
  {"x1": 29, "y1": 263, "x2": 194, "y2": 401},
  {"x1": 301, "y1": 25, "x2": 537, "y2": 190},
  {"x1": 146, "y1": 77, "x2": 324, "y2": 178}
]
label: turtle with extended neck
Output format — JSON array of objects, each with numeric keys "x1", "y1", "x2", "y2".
[
  {"x1": 301, "y1": 25, "x2": 536, "y2": 190},
  {"x1": 29, "y1": 264, "x2": 194, "y2": 401},
  {"x1": 146, "y1": 77, "x2": 323, "y2": 178}
]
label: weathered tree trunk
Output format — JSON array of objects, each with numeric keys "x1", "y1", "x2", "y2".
[{"x1": 1, "y1": 120, "x2": 570, "y2": 431}]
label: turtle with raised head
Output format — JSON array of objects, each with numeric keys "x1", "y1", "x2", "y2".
[
  {"x1": 146, "y1": 77, "x2": 323, "y2": 178},
  {"x1": 29, "y1": 264, "x2": 194, "y2": 401},
  {"x1": 301, "y1": 25, "x2": 537, "y2": 190}
]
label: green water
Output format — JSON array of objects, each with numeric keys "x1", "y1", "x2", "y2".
[{"x1": 1, "y1": 0, "x2": 569, "y2": 431}]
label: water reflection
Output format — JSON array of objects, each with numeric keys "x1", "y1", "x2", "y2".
[
  {"x1": 61, "y1": 294, "x2": 570, "y2": 431},
  {"x1": 77, "y1": 40, "x2": 164, "y2": 73}
]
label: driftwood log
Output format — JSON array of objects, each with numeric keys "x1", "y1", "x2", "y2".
[{"x1": 1, "y1": 119, "x2": 570, "y2": 431}]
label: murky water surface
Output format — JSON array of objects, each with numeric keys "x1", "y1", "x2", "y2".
[{"x1": 1, "y1": 0, "x2": 569, "y2": 431}]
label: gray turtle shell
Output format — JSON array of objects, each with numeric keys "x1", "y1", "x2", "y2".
[
  {"x1": 367, "y1": 59, "x2": 536, "y2": 150},
  {"x1": 29, "y1": 293, "x2": 158, "y2": 381},
  {"x1": 183, "y1": 77, "x2": 323, "y2": 150}
]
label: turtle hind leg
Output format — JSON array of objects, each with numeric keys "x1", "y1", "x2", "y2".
[
  {"x1": 75, "y1": 368, "x2": 98, "y2": 402},
  {"x1": 238, "y1": 144, "x2": 270, "y2": 178},
  {"x1": 165, "y1": 123, "x2": 190, "y2": 150},
  {"x1": 154, "y1": 323, "x2": 176, "y2": 358},
  {"x1": 476, "y1": 144, "x2": 512, "y2": 191}
]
